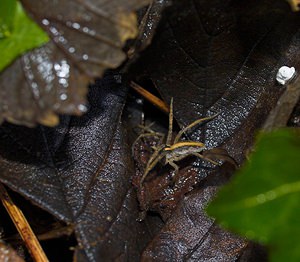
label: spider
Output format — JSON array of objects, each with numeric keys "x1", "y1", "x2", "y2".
[{"x1": 137, "y1": 98, "x2": 220, "y2": 186}]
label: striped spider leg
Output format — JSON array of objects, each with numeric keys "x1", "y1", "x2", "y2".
[
  {"x1": 140, "y1": 98, "x2": 219, "y2": 186},
  {"x1": 131, "y1": 122, "x2": 165, "y2": 157}
]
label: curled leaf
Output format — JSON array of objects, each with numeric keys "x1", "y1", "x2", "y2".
[{"x1": 0, "y1": 0, "x2": 150, "y2": 126}]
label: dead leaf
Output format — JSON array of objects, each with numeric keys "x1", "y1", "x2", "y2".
[
  {"x1": 0, "y1": 0, "x2": 150, "y2": 127},
  {"x1": 21, "y1": 0, "x2": 150, "y2": 77},
  {"x1": 0, "y1": 74, "x2": 152, "y2": 261},
  {"x1": 0, "y1": 42, "x2": 89, "y2": 127},
  {"x1": 141, "y1": 186, "x2": 248, "y2": 261},
  {"x1": 132, "y1": 0, "x2": 300, "y2": 161},
  {"x1": 128, "y1": 0, "x2": 171, "y2": 58},
  {"x1": 130, "y1": 0, "x2": 300, "y2": 260}
]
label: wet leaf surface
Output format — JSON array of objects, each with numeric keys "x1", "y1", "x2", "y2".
[
  {"x1": 128, "y1": 0, "x2": 171, "y2": 58},
  {"x1": 0, "y1": 42, "x2": 89, "y2": 127},
  {"x1": 129, "y1": 0, "x2": 300, "y2": 260},
  {"x1": 0, "y1": 75, "x2": 153, "y2": 261},
  {"x1": 141, "y1": 185, "x2": 248, "y2": 262},
  {"x1": 133, "y1": 0, "x2": 300, "y2": 161},
  {"x1": 21, "y1": 0, "x2": 149, "y2": 78},
  {"x1": 0, "y1": 0, "x2": 150, "y2": 126}
]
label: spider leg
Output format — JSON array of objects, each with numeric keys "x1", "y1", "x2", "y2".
[
  {"x1": 168, "y1": 161, "x2": 179, "y2": 175},
  {"x1": 191, "y1": 152, "x2": 219, "y2": 166},
  {"x1": 174, "y1": 114, "x2": 219, "y2": 144},
  {"x1": 169, "y1": 160, "x2": 185, "y2": 183},
  {"x1": 140, "y1": 145, "x2": 168, "y2": 186},
  {"x1": 132, "y1": 132, "x2": 164, "y2": 157}
]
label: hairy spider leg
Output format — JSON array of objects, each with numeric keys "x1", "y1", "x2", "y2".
[
  {"x1": 138, "y1": 122, "x2": 155, "y2": 131},
  {"x1": 168, "y1": 161, "x2": 179, "y2": 174},
  {"x1": 132, "y1": 121, "x2": 165, "y2": 156},
  {"x1": 140, "y1": 144, "x2": 168, "y2": 186},
  {"x1": 191, "y1": 152, "x2": 219, "y2": 166},
  {"x1": 165, "y1": 152, "x2": 219, "y2": 182},
  {"x1": 132, "y1": 132, "x2": 164, "y2": 157},
  {"x1": 174, "y1": 113, "x2": 219, "y2": 144}
]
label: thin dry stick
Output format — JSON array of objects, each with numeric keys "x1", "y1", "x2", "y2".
[
  {"x1": 287, "y1": 0, "x2": 300, "y2": 11},
  {"x1": 263, "y1": 76, "x2": 300, "y2": 131},
  {"x1": 0, "y1": 183, "x2": 49, "y2": 262},
  {"x1": 37, "y1": 225, "x2": 73, "y2": 241},
  {"x1": 130, "y1": 81, "x2": 170, "y2": 114}
]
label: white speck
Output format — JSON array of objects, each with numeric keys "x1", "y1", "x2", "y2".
[
  {"x1": 58, "y1": 36, "x2": 66, "y2": 43},
  {"x1": 27, "y1": 73, "x2": 34, "y2": 80},
  {"x1": 49, "y1": 26, "x2": 58, "y2": 35},
  {"x1": 136, "y1": 98, "x2": 143, "y2": 105},
  {"x1": 36, "y1": 56, "x2": 43, "y2": 63},
  {"x1": 42, "y1": 19, "x2": 49, "y2": 26},
  {"x1": 68, "y1": 47, "x2": 75, "y2": 53},
  {"x1": 276, "y1": 66, "x2": 296, "y2": 85},
  {"x1": 72, "y1": 22, "x2": 80, "y2": 29},
  {"x1": 60, "y1": 94, "x2": 67, "y2": 100},
  {"x1": 78, "y1": 104, "x2": 87, "y2": 112},
  {"x1": 54, "y1": 63, "x2": 60, "y2": 71},
  {"x1": 68, "y1": 46, "x2": 75, "y2": 54},
  {"x1": 31, "y1": 82, "x2": 38, "y2": 89},
  {"x1": 106, "y1": 215, "x2": 112, "y2": 222},
  {"x1": 59, "y1": 78, "x2": 68, "y2": 87},
  {"x1": 82, "y1": 54, "x2": 89, "y2": 60},
  {"x1": 54, "y1": 60, "x2": 70, "y2": 78},
  {"x1": 31, "y1": 82, "x2": 39, "y2": 97},
  {"x1": 83, "y1": 27, "x2": 89, "y2": 33}
]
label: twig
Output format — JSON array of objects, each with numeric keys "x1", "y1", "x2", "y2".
[
  {"x1": 287, "y1": 0, "x2": 300, "y2": 11},
  {"x1": 0, "y1": 183, "x2": 49, "y2": 262},
  {"x1": 130, "y1": 81, "x2": 170, "y2": 114},
  {"x1": 37, "y1": 225, "x2": 73, "y2": 241},
  {"x1": 262, "y1": 76, "x2": 300, "y2": 131}
]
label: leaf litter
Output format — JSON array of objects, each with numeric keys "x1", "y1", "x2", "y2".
[{"x1": 1, "y1": 0, "x2": 300, "y2": 261}]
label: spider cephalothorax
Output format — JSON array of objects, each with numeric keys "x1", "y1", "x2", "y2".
[{"x1": 138, "y1": 98, "x2": 220, "y2": 186}]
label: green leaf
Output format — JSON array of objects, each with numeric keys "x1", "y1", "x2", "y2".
[
  {"x1": 206, "y1": 129, "x2": 300, "y2": 262},
  {"x1": 0, "y1": 1, "x2": 49, "y2": 72},
  {"x1": 0, "y1": 0, "x2": 17, "y2": 38}
]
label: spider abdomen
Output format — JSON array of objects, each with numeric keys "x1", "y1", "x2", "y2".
[{"x1": 164, "y1": 141, "x2": 206, "y2": 164}]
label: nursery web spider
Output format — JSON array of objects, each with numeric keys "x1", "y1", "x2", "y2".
[{"x1": 137, "y1": 98, "x2": 219, "y2": 186}]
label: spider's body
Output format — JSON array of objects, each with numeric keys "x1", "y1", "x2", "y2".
[
  {"x1": 137, "y1": 98, "x2": 219, "y2": 186},
  {"x1": 143, "y1": 141, "x2": 207, "y2": 178},
  {"x1": 165, "y1": 141, "x2": 206, "y2": 164}
]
